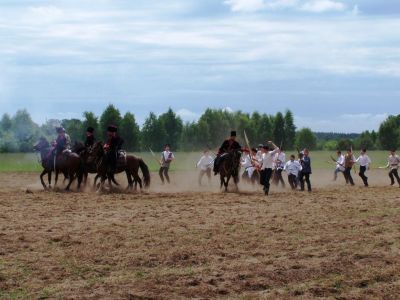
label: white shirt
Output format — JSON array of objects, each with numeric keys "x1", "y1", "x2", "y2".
[
  {"x1": 161, "y1": 151, "x2": 174, "y2": 167},
  {"x1": 387, "y1": 154, "x2": 400, "y2": 170},
  {"x1": 284, "y1": 160, "x2": 302, "y2": 176},
  {"x1": 197, "y1": 155, "x2": 214, "y2": 171},
  {"x1": 256, "y1": 150, "x2": 263, "y2": 162},
  {"x1": 274, "y1": 152, "x2": 286, "y2": 169},
  {"x1": 261, "y1": 148, "x2": 279, "y2": 170},
  {"x1": 241, "y1": 154, "x2": 253, "y2": 169},
  {"x1": 336, "y1": 154, "x2": 345, "y2": 170},
  {"x1": 356, "y1": 154, "x2": 371, "y2": 167}
]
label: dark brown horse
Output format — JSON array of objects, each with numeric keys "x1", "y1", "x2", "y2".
[
  {"x1": 218, "y1": 150, "x2": 241, "y2": 192},
  {"x1": 72, "y1": 141, "x2": 119, "y2": 189},
  {"x1": 89, "y1": 141, "x2": 150, "y2": 192},
  {"x1": 33, "y1": 137, "x2": 83, "y2": 190}
]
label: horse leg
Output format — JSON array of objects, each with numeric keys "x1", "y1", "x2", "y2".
[
  {"x1": 93, "y1": 174, "x2": 100, "y2": 190},
  {"x1": 40, "y1": 170, "x2": 47, "y2": 189},
  {"x1": 125, "y1": 171, "x2": 132, "y2": 190},
  {"x1": 65, "y1": 172, "x2": 76, "y2": 191},
  {"x1": 54, "y1": 170, "x2": 59, "y2": 187},
  {"x1": 225, "y1": 175, "x2": 231, "y2": 192}
]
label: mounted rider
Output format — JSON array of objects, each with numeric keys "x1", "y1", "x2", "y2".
[
  {"x1": 104, "y1": 125, "x2": 124, "y2": 173},
  {"x1": 85, "y1": 127, "x2": 96, "y2": 148},
  {"x1": 49, "y1": 127, "x2": 71, "y2": 169},
  {"x1": 213, "y1": 130, "x2": 242, "y2": 175}
]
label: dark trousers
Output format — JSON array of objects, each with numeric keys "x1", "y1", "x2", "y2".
[
  {"x1": 299, "y1": 172, "x2": 312, "y2": 191},
  {"x1": 389, "y1": 169, "x2": 400, "y2": 185},
  {"x1": 159, "y1": 167, "x2": 170, "y2": 184},
  {"x1": 273, "y1": 169, "x2": 285, "y2": 188},
  {"x1": 260, "y1": 168, "x2": 273, "y2": 195},
  {"x1": 198, "y1": 169, "x2": 211, "y2": 185},
  {"x1": 358, "y1": 166, "x2": 368, "y2": 186},
  {"x1": 344, "y1": 167, "x2": 354, "y2": 186},
  {"x1": 288, "y1": 174, "x2": 298, "y2": 190},
  {"x1": 106, "y1": 151, "x2": 117, "y2": 173}
]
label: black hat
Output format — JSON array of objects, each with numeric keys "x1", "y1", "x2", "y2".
[
  {"x1": 56, "y1": 127, "x2": 65, "y2": 133},
  {"x1": 86, "y1": 127, "x2": 94, "y2": 133},
  {"x1": 164, "y1": 143, "x2": 170, "y2": 148},
  {"x1": 230, "y1": 130, "x2": 237, "y2": 137},
  {"x1": 107, "y1": 125, "x2": 117, "y2": 132},
  {"x1": 262, "y1": 145, "x2": 270, "y2": 150}
]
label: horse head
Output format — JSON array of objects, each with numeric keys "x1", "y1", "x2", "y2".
[
  {"x1": 33, "y1": 137, "x2": 50, "y2": 151},
  {"x1": 72, "y1": 141, "x2": 86, "y2": 154},
  {"x1": 87, "y1": 141, "x2": 104, "y2": 163}
]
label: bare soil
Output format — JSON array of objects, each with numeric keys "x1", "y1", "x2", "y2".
[{"x1": 1, "y1": 170, "x2": 400, "y2": 299}]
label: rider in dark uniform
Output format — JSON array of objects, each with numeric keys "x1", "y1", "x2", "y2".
[
  {"x1": 104, "y1": 125, "x2": 124, "y2": 173},
  {"x1": 85, "y1": 127, "x2": 96, "y2": 148},
  {"x1": 213, "y1": 130, "x2": 242, "y2": 175}
]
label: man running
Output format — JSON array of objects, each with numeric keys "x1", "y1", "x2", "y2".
[
  {"x1": 196, "y1": 149, "x2": 214, "y2": 186},
  {"x1": 159, "y1": 144, "x2": 174, "y2": 184},
  {"x1": 356, "y1": 148, "x2": 371, "y2": 187},
  {"x1": 386, "y1": 149, "x2": 400, "y2": 187},
  {"x1": 284, "y1": 154, "x2": 302, "y2": 190}
]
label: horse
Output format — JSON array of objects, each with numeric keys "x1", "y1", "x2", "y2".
[
  {"x1": 218, "y1": 149, "x2": 242, "y2": 192},
  {"x1": 33, "y1": 137, "x2": 83, "y2": 191},
  {"x1": 88, "y1": 141, "x2": 150, "y2": 192},
  {"x1": 71, "y1": 141, "x2": 119, "y2": 189}
]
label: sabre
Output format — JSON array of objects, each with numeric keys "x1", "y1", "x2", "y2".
[
  {"x1": 244, "y1": 130, "x2": 259, "y2": 170},
  {"x1": 149, "y1": 148, "x2": 161, "y2": 165}
]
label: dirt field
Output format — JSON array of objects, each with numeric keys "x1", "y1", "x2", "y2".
[{"x1": 1, "y1": 170, "x2": 400, "y2": 299}]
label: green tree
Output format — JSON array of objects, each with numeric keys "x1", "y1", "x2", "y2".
[
  {"x1": 337, "y1": 139, "x2": 353, "y2": 151},
  {"x1": 272, "y1": 112, "x2": 285, "y2": 146},
  {"x1": 0, "y1": 113, "x2": 12, "y2": 132},
  {"x1": 321, "y1": 140, "x2": 338, "y2": 151},
  {"x1": 0, "y1": 132, "x2": 18, "y2": 152},
  {"x1": 82, "y1": 111, "x2": 99, "y2": 139},
  {"x1": 99, "y1": 104, "x2": 122, "y2": 139},
  {"x1": 120, "y1": 112, "x2": 140, "y2": 151},
  {"x1": 61, "y1": 119, "x2": 83, "y2": 144},
  {"x1": 355, "y1": 131, "x2": 375, "y2": 150},
  {"x1": 158, "y1": 108, "x2": 183, "y2": 150},
  {"x1": 141, "y1": 112, "x2": 167, "y2": 150},
  {"x1": 12, "y1": 109, "x2": 40, "y2": 152},
  {"x1": 40, "y1": 119, "x2": 61, "y2": 140},
  {"x1": 284, "y1": 110, "x2": 296, "y2": 150},
  {"x1": 378, "y1": 115, "x2": 400, "y2": 150},
  {"x1": 256, "y1": 113, "x2": 273, "y2": 144},
  {"x1": 295, "y1": 128, "x2": 317, "y2": 150}
]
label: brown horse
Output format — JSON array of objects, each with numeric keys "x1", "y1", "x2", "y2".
[
  {"x1": 33, "y1": 137, "x2": 83, "y2": 191},
  {"x1": 218, "y1": 150, "x2": 241, "y2": 192},
  {"x1": 72, "y1": 141, "x2": 119, "y2": 189},
  {"x1": 88, "y1": 141, "x2": 150, "y2": 192}
]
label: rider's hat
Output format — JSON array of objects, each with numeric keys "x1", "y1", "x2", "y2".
[
  {"x1": 107, "y1": 125, "x2": 117, "y2": 132},
  {"x1": 230, "y1": 130, "x2": 237, "y2": 137},
  {"x1": 56, "y1": 127, "x2": 65, "y2": 133},
  {"x1": 86, "y1": 127, "x2": 94, "y2": 133}
]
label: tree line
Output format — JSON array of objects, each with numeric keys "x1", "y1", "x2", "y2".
[{"x1": 0, "y1": 105, "x2": 398, "y2": 153}]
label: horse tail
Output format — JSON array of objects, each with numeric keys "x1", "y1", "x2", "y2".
[{"x1": 139, "y1": 159, "x2": 151, "y2": 188}]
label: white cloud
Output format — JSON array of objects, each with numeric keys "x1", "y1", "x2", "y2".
[
  {"x1": 176, "y1": 108, "x2": 200, "y2": 122},
  {"x1": 296, "y1": 113, "x2": 389, "y2": 132},
  {"x1": 352, "y1": 4, "x2": 360, "y2": 16},
  {"x1": 225, "y1": 0, "x2": 345, "y2": 13},
  {"x1": 301, "y1": 0, "x2": 346, "y2": 13},
  {"x1": 224, "y1": 0, "x2": 266, "y2": 12},
  {"x1": 223, "y1": 106, "x2": 234, "y2": 113}
]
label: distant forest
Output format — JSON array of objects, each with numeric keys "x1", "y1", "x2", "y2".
[{"x1": 0, "y1": 105, "x2": 399, "y2": 153}]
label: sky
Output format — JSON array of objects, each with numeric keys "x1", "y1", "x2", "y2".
[{"x1": 0, "y1": 0, "x2": 399, "y2": 133}]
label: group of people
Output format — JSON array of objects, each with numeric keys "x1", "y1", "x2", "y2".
[
  {"x1": 49, "y1": 126, "x2": 400, "y2": 192},
  {"x1": 199, "y1": 130, "x2": 400, "y2": 194},
  {"x1": 50, "y1": 125, "x2": 124, "y2": 173},
  {"x1": 207, "y1": 130, "x2": 312, "y2": 195}
]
